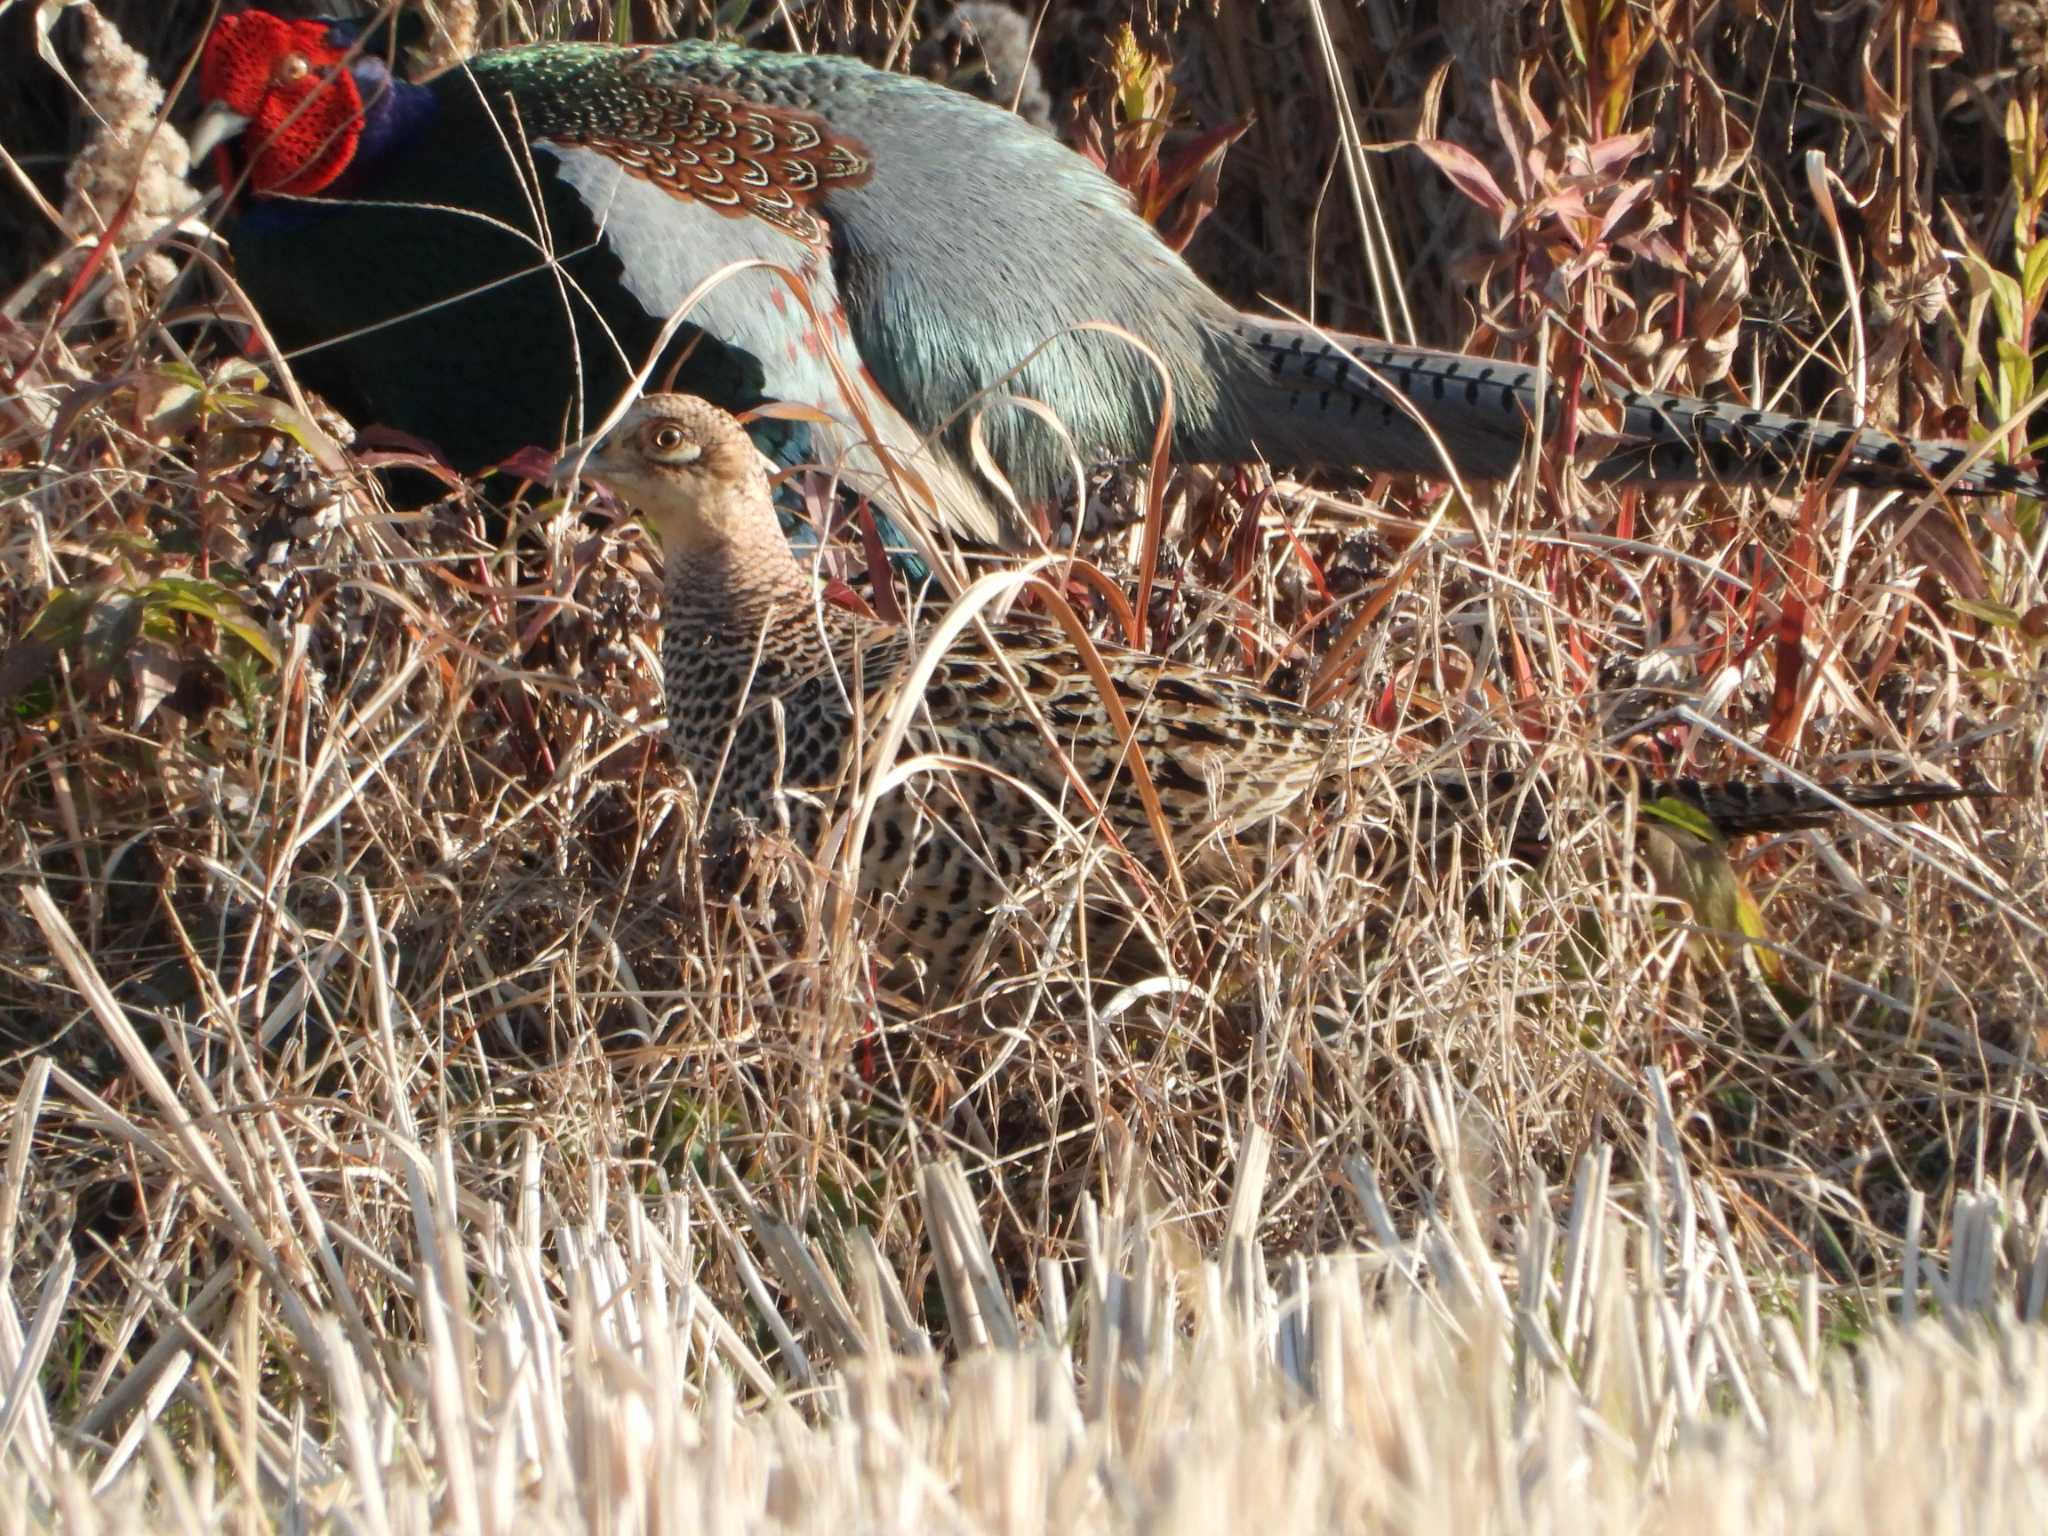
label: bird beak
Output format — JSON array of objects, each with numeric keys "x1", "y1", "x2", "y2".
[
  {"x1": 187, "y1": 103, "x2": 253, "y2": 165},
  {"x1": 545, "y1": 434, "x2": 618, "y2": 487}
]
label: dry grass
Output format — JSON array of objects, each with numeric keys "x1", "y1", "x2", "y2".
[
  {"x1": 3, "y1": 1039, "x2": 2046, "y2": 1532},
  {"x1": 2, "y1": 0, "x2": 2047, "y2": 1527}
]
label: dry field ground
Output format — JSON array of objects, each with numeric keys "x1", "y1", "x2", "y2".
[{"x1": 2, "y1": 1, "x2": 2046, "y2": 1529}]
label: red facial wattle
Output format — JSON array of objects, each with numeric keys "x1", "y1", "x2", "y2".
[{"x1": 199, "y1": 11, "x2": 364, "y2": 195}]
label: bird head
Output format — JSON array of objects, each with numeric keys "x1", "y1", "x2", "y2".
[
  {"x1": 550, "y1": 396, "x2": 776, "y2": 560},
  {"x1": 191, "y1": 11, "x2": 369, "y2": 196}
]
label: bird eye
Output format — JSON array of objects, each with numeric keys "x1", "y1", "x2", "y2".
[
  {"x1": 275, "y1": 53, "x2": 312, "y2": 85},
  {"x1": 650, "y1": 425, "x2": 687, "y2": 453}
]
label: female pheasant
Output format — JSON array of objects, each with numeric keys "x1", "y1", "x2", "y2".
[
  {"x1": 195, "y1": 9, "x2": 2046, "y2": 549},
  {"x1": 559, "y1": 393, "x2": 1986, "y2": 999},
  {"x1": 561, "y1": 392, "x2": 1361, "y2": 992}
]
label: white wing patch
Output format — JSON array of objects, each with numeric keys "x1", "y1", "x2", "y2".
[{"x1": 542, "y1": 144, "x2": 1000, "y2": 543}]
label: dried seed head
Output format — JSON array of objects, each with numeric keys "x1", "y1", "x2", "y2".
[
  {"x1": 416, "y1": 0, "x2": 479, "y2": 77},
  {"x1": 1996, "y1": 0, "x2": 2048, "y2": 87},
  {"x1": 60, "y1": 5, "x2": 195, "y2": 301}
]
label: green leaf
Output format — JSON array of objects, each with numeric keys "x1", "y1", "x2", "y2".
[
  {"x1": 211, "y1": 392, "x2": 348, "y2": 473},
  {"x1": 1965, "y1": 237, "x2": 2028, "y2": 345},
  {"x1": 1636, "y1": 820, "x2": 1782, "y2": 981},
  {"x1": 219, "y1": 647, "x2": 271, "y2": 729},
  {"x1": 1953, "y1": 598, "x2": 2024, "y2": 628},
  {"x1": 211, "y1": 614, "x2": 280, "y2": 667},
  {"x1": 80, "y1": 590, "x2": 144, "y2": 675},
  {"x1": 2022, "y1": 239, "x2": 2048, "y2": 310},
  {"x1": 1640, "y1": 793, "x2": 1720, "y2": 843},
  {"x1": 138, "y1": 578, "x2": 281, "y2": 667},
  {"x1": 154, "y1": 359, "x2": 206, "y2": 391},
  {"x1": 27, "y1": 587, "x2": 100, "y2": 648}
]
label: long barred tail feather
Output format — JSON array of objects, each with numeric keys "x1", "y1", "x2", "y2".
[
  {"x1": 1226, "y1": 319, "x2": 2048, "y2": 500},
  {"x1": 1404, "y1": 768, "x2": 1994, "y2": 855}
]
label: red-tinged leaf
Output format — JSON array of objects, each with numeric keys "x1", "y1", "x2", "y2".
[
  {"x1": 491, "y1": 445, "x2": 559, "y2": 484},
  {"x1": 43, "y1": 192, "x2": 137, "y2": 339},
  {"x1": 1564, "y1": 613, "x2": 1590, "y2": 681},
  {"x1": 1417, "y1": 60, "x2": 1451, "y2": 142},
  {"x1": 1489, "y1": 78, "x2": 1530, "y2": 185},
  {"x1": 1595, "y1": 178, "x2": 1658, "y2": 245},
  {"x1": 853, "y1": 500, "x2": 904, "y2": 624},
  {"x1": 1070, "y1": 113, "x2": 1109, "y2": 171},
  {"x1": 1411, "y1": 139, "x2": 1512, "y2": 217},
  {"x1": 1152, "y1": 115, "x2": 1252, "y2": 206},
  {"x1": 1368, "y1": 675, "x2": 1400, "y2": 732},
  {"x1": 1763, "y1": 602, "x2": 1805, "y2": 758},
  {"x1": 1556, "y1": 240, "x2": 1613, "y2": 286},
  {"x1": 1692, "y1": 73, "x2": 1755, "y2": 193},
  {"x1": 350, "y1": 451, "x2": 466, "y2": 494},
  {"x1": 1277, "y1": 521, "x2": 1333, "y2": 605},
  {"x1": 1515, "y1": 75, "x2": 1555, "y2": 143},
  {"x1": 1152, "y1": 115, "x2": 1252, "y2": 252},
  {"x1": 1903, "y1": 508, "x2": 1990, "y2": 603},
  {"x1": 1624, "y1": 227, "x2": 1682, "y2": 273},
  {"x1": 1586, "y1": 126, "x2": 1654, "y2": 178},
  {"x1": 822, "y1": 578, "x2": 879, "y2": 621},
  {"x1": 1506, "y1": 622, "x2": 1539, "y2": 708}
]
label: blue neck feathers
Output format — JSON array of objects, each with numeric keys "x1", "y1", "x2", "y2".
[{"x1": 334, "y1": 54, "x2": 438, "y2": 191}]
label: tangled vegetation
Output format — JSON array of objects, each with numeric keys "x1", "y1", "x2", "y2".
[{"x1": 0, "y1": 1, "x2": 2044, "y2": 1528}]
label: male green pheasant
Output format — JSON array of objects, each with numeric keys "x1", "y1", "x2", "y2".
[
  {"x1": 194, "y1": 9, "x2": 2046, "y2": 551},
  {"x1": 557, "y1": 393, "x2": 1986, "y2": 998}
]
